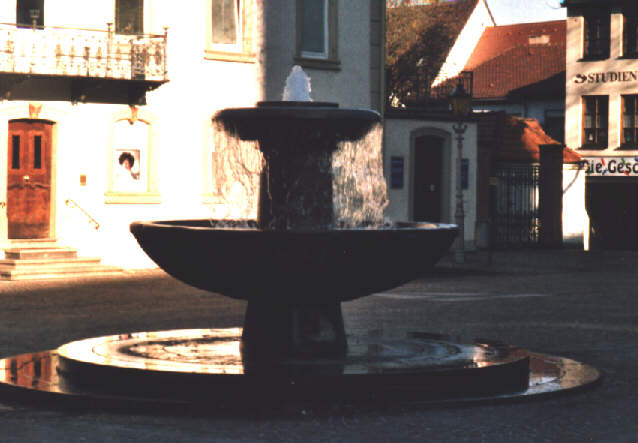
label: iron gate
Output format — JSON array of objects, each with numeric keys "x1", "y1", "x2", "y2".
[{"x1": 492, "y1": 163, "x2": 540, "y2": 247}]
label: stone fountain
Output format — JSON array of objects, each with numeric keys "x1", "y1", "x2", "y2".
[{"x1": 0, "y1": 68, "x2": 600, "y2": 413}]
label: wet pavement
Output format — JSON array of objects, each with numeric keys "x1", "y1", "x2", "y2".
[{"x1": 0, "y1": 248, "x2": 637, "y2": 442}]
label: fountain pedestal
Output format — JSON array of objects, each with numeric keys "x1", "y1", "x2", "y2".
[{"x1": 242, "y1": 302, "x2": 347, "y2": 358}]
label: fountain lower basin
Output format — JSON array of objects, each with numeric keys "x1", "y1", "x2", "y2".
[
  {"x1": 129, "y1": 219, "x2": 458, "y2": 304},
  {"x1": 0, "y1": 328, "x2": 600, "y2": 414}
]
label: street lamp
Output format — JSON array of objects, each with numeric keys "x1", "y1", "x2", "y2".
[{"x1": 449, "y1": 80, "x2": 471, "y2": 264}]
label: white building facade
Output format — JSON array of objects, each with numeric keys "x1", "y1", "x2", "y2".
[
  {"x1": 0, "y1": 0, "x2": 385, "y2": 270},
  {"x1": 565, "y1": 0, "x2": 638, "y2": 249}
]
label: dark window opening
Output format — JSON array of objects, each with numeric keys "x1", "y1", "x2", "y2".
[
  {"x1": 622, "y1": 95, "x2": 638, "y2": 146},
  {"x1": 33, "y1": 135, "x2": 42, "y2": 169},
  {"x1": 582, "y1": 96, "x2": 608, "y2": 148},
  {"x1": 116, "y1": 0, "x2": 143, "y2": 35},
  {"x1": 300, "y1": 0, "x2": 326, "y2": 55},
  {"x1": 544, "y1": 112, "x2": 565, "y2": 144},
  {"x1": 624, "y1": 9, "x2": 638, "y2": 57},
  {"x1": 584, "y1": 14, "x2": 610, "y2": 59},
  {"x1": 16, "y1": 0, "x2": 44, "y2": 28},
  {"x1": 11, "y1": 135, "x2": 20, "y2": 170}
]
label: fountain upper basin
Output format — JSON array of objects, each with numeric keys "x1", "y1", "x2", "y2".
[
  {"x1": 130, "y1": 220, "x2": 458, "y2": 305},
  {"x1": 213, "y1": 101, "x2": 381, "y2": 144}
]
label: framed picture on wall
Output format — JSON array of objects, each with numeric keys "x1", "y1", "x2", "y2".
[
  {"x1": 113, "y1": 148, "x2": 143, "y2": 191},
  {"x1": 105, "y1": 111, "x2": 160, "y2": 204}
]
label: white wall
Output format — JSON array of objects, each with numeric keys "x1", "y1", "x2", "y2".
[
  {"x1": 562, "y1": 163, "x2": 587, "y2": 246},
  {"x1": 0, "y1": 0, "x2": 380, "y2": 268},
  {"x1": 0, "y1": 0, "x2": 264, "y2": 268},
  {"x1": 384, "y1": 117, "x2": 478, "y2": 249}
]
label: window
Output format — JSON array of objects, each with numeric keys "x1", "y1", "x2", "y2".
[
  {"x1": 16, "y1": 0, "x2": 44, "y2": 28},
  {"x1": 105, "y1": 109, "x2": 160, "y2": 204},
  {"x1": 11, "y1": 135, "x2": 20, "y2": 170},
  {"x1": 583, "y1": 13, "x2": 610, "y2": 59},
  {"x1": 623, "y1": 8, "x2": 638, "y2": 57},
  {"x1": 206, "y1": 0, "x2": 254, "y2": 62},
  {"x1": 116, "y1": 0, "x2": 143, "y2": 35},
  {"x1": 211, "y1": 0, "x2": 240, "y2": 46},
  {"x1": 300, "y1": 0, "x2": 328, "y2": 58},
  {"x1": 296, "y1": 0, "x2": 339, "y2": 70},
  {"x1": 33, "y1": 135, "x2": 42, "y2": 169},
  {"x1": 622, "y1": 95, "x2": 638, "y2": 146},
  {"x1": 582, "y1": 96, "x2": 608, "y2": 148}
]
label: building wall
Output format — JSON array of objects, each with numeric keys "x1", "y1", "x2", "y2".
[
  {"x1": 262, "y1": 0, "x2": 374, "y2": 108},
  {"x1": 565, "y1": 7, "x2": 638, "y2": 249},
  {"x1": 0, "y1": 0, "x2": 381, "y2": 267},
  {"x1": 384, "y1": 117, "x2": 478, "y2": 249},
  {"x1": 566, "y1": 12, "x2": 638, "y2": 154}
]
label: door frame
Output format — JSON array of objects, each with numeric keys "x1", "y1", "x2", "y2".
[
  {"x1": 409, "y1": 127, "x2": 452, "y2": 223},
  {"x1": 2, "y1": 116, "x2": 58, "y2": 243}
]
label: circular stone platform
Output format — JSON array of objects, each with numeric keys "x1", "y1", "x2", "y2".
[{"x1": 0, "y1": 329, "x2": 601, "y2": 415}]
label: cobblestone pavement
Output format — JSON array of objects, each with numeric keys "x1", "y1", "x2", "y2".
[{"x1": 0, "y1": 248, "x2": 637, "y2": 442}]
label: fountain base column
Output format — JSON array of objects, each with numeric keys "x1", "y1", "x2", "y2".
[{"x1": 241, "y1": 302, "x2": 347, "y2": 359}]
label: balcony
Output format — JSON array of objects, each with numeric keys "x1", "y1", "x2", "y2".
[{"x1": 0, "y1": 22, "x2": 168, "y2": 105}]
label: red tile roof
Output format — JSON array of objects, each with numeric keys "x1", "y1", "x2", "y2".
[
  {"x1": 465, "y1": 20, "x2": 565, "y2": 99},
  {"x1": 500, "y1": 116, "x2": 581, "y2": 163}
]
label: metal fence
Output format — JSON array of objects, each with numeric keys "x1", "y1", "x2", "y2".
[{"x1": 493, "y1": 163, "x2": 540, "y2": 247}]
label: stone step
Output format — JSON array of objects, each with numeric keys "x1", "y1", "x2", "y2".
[
  {"x1": 4, "y1": 247, "x2": 78, "y2": 260},
  {"x1": 0, "y1": 256, "x2": 102, "y2": 269},
  {"x1": 2, "y1": 238, "x2": 58, "y2": 249},
  {"x1": 0, "y1": 243, "x2": 123, "y2": 281},
  {"x1": 0, "y1": 264, "x2": 123, "y2": 281}
]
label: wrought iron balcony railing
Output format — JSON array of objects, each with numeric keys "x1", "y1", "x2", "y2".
[
  {"x1": 386, "y1": 69, "x2": 473, "y2": 110},
  {"x1": 0, "y1": 22, "x2": 167, "y2": 82}
]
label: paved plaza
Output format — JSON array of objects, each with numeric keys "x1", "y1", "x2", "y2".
[{"x1": 0, "y1": 248, "x2": 637, "y2": 442}]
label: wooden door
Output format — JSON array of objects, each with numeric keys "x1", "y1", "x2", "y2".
[
  {"x1": 413, "y1": 135, "x2": 443, "y2": 222},
  {"x1": 7, "y1": 120, "x2": 53, "y2": 239}
]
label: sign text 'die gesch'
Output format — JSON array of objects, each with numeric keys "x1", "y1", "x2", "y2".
[{"x1": 585, "y1": 157, "x2": 638, "y2": 176}]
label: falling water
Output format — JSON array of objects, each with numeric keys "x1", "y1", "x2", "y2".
[
  {"x1": 333, "y1": 124, "x2": 388, "y2": 228},
  {"x1": 209, "y1": 124, "x2": 263, "y2": 222},
  {"x1": 211, "y1": 65, "x2": 388, "y2": 228}
]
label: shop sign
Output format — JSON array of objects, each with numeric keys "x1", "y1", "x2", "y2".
[
  {"x1": 585, "y1": 157, "x2": 638, "y2": 176},
  {"x1": 574, "y1": 71, "x2": 638, "y2": 84}
]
